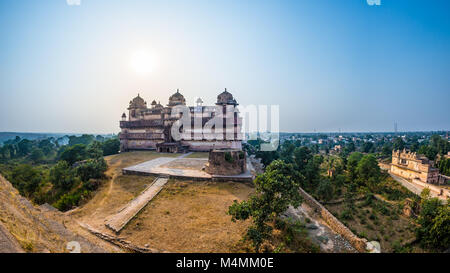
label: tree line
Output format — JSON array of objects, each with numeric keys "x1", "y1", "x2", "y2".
[{"x1": 0, "y1": 134, "x2": 120, "y2": 211}]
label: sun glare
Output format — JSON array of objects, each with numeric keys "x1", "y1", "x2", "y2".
[{"x1": 130, "y1": 50, "x2": 156, "y2": 76}]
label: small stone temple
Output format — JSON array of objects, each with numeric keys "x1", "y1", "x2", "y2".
[{"x1": 119, "y1": 89, "x2": 243, "y2": 153}]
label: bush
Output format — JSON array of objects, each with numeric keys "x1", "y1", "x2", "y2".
[
  {"x1": 54, "y1": 192, "x2": 81, "y2": 211},
  {"x1": 76, "y1": 158, "x2": 107, "y2": 182},
  {"x1": 49, "y1": 161, "x2": 77, "y2": 190},
  {"x1": 9, "y1": 164, "x2": 43, "y2": 197},
  {"x1": 224, "y1": 152, "x2": 234, "y2": 163}
]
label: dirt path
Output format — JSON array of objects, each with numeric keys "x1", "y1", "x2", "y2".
[{"x1": 99, "y1": 161, "x2": 121, "y2": 207}]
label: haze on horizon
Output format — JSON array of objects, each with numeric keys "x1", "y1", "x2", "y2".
[{"x1": 0, "y1": 0, "x2": 449, "y2": 134}]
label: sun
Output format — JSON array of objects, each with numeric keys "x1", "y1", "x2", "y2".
[{"x1": 130, "y1": 50, "x2": 156, "y2": 76}]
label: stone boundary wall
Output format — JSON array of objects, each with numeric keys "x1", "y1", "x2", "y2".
[
  {"x1": 298, "y1": 187, "x2": 368, "y2": 253},
  {"x1": 411, "y1": 178, "x2": 450, "y2": 199}
]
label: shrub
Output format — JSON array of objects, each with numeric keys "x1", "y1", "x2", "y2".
[{"x1": 224, "y1": 152, "x2": 234, "y2": 163}]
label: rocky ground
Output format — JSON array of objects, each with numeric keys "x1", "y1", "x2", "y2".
[{"x1": 285, "y1": 204, "x2": 357, "y2": 253}]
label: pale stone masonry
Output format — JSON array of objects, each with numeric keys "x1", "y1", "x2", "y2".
[{"x1": 390, "y1": 149, "x2": 439, "y2": 184}]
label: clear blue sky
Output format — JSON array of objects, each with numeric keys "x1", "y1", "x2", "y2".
[{"x1": 0, "y1": 0, "x2": 449, "y2": 134}]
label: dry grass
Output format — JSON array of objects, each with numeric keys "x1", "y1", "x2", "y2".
[
  {"x1": 71, "y1": 151, "x2": 255, "y2": 252},
  {"x1": 326, "y1": 199, "x2": 417, "y2": 252},
  {"x1": 185, "y1": 152, "x2": 209, "y2": 159},
  {"x1": 121, "y1": 179, "x2": 254, "y2": 252}
]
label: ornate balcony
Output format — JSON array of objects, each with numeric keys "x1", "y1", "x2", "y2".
[{"x1": 120, "y1": 119, "x2": 164, "y2": 128}]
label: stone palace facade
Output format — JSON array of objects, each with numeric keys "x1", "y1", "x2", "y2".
[
  {"x1": 390, "y1": 149, "x2": 439, "y2": 184},
  {"x1": 119, "y1": 89, "x2": 243, "y2": 153}
]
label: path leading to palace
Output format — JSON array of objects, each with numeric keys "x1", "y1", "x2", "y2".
[
  {"x1": 390, "y1": 173, "x2": 447, "y2": 202},
  {"x1": 105, "y1": 176, "x2": 169, "y2": 233}
]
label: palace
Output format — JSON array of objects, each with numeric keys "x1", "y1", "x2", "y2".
[
  {"x1": 119, "y1": 89, "x2": 243, "y2": 153},
  {"x1": 390, "y1": 149, "x2": 439, "y2": 184}
]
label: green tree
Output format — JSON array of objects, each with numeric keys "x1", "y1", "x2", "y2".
[
  {"x1": 68, "y1": 134, "x2": 95, "y2": 146},
  {"x1": 393, "y1": 137, "x2": 405, "y2": 151},
  {"x1": 102, "y1": 137, "x2": 120, "y2": 156},
  {"x1": 293, "y1": 146, "x2": 312, "y2": 173},
  {"x1": 361, "y1": 142, "x2": 374, "y2": 153},
  {"x1": 59, "y1": 144, "x2": 88, "y2": 165},
  {"x1": 381, "y1": 143, "x2": 393, "y2": 158},
  {"x1": 87, "y1": 141, "x2": 103, "y2": 159},
  {"x1": 316, "y1": 180, "x2": 333, "y2": 201},
  {"x1": 10, "y1": 164, "x2": 42, "y2": 197},
  {"x1": 29, "y1": 147, "x2": 45, "y2": 163},
  {"x1": 356, "y1": 154, "x2": 381, "y2": 181},
  {"x1": 228, "y1": 160, "x2": 303, "y2": 252},
  {"x1": 49, "y1": 161, "x2": 77, "y2": 190},
  {"x1": 418, "y1": 145, "x2": 438, "y2": 161},
  {"x1": 438, "y1": 158, "x2": 450, "y2": 176},
  {"x1": 76, "y1": 158, "x2": 107, "y2": 182},
  {"x1": 346, "y1": 152, "x2": 363, "y2": 181},
  {"x1": 416, "y1": 195, "x2": 450, "y2": 251}
]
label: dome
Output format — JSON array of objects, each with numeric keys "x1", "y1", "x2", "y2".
[
  {"x1": 129, "y1": 93, "x2": 147, "y2": 109},
  {"x1": 151, "y1": 100, "x2": 157, "y2": 106},
  {"x1": 216, "y1": 88, "x2": 238, "y2": 105},
  {"x1": 168, "y1": 89, "x2": 186, "y2": 106}
]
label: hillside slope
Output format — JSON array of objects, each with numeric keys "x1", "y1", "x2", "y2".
[{"x1": 0, "y1": 174, "x2": 120, "y2": 253}]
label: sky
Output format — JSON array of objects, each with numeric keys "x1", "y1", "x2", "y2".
[{"x1": 0, "y1": 0, "x2": 449, "y2": 134}]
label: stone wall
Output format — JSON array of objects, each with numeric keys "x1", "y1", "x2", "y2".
[
  {"x1": 205, "y1": 149, "x2": 246, "y2": 175},
  {"x1": 298, "y1": 187, "x2": 368, "y2": 253}
]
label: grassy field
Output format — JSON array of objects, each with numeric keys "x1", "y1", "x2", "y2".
[
  {"x1": 326, "y1": 197, "x2": 418, "y2": 252},
  {"x1": 122, "y1": 179, "x2": 254, "y2": 252},
  {"x1": 184, "y1": 152, "x2": 209, "y2": 159},
  {"x1": 71, "y1": 151, "x2": 255, "y2": 252}
]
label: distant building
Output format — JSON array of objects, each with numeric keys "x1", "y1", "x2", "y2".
[
  {"x1": 390, "y1": 149, "x2": 439, "y2": 184},
  {"x1": 119, "y1": 89, "x2": 243, "y2": 153}
]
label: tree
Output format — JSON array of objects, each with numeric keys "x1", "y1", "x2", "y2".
[
  {"x1": 17, "y1": 139, "x2": 32, "y2": 156},
  {"x1": 393, "y1": 137, "x2": 405, "y2": 151},
  {"x1": 293, "y1": 146, "x2": 312, "y2": 173},
  {"x1": 49, "y1": 161, "x2": 77, "y2": 190},
  {"x1": 416, "y1": 195, "x2": 450, "y2": 251},
  {"x1": 356, "y1": 154, "x2": 381, "y2": 191},
  {"x1": 316, "y1": 180, "x2": 333, "y2": 201},
  {"x1": 76, "y1": 158, "x2": 107, "y2": 182},
  {"x1": 102, "y1": 137, "x2": 120, "y2": 156},
  {"x1": 438, "y1": 158, "x2": 450, "y2": 176},
  {"x1": 10, "y1": 164, "x2": 42, "y2": 197},
  {"x1": 68, "y1": 134, "x2": 95, "y2": 146},
  {"x1": 361, "y1": 142, "x2": 374, "y2": 153},
  {"x1": 418, "y1": 145, "x2": 438, "y2": 161},
  {"x1": 346, "y1": 152, "x2": 363, "y2": 181},
  {"x1": 356, "y1": 154, "x2": 380, "y2": 181},
  {"x1": 228, "y1": 160, "x2": 303, "y2": 252},
  {"x1": 87, "y1": 141, "x2": 103, "y2": 159},
  {"x1": 59, "y1": 144, "x2": 88, "y2": 165},
  {"x1": 279, "y1": 142, "x2": 295, "y2": 163},
  {"x1": 381, "y1": 143, "x2": 393, "y2": 158},
  {"x1": 29, "y1": 147, "x2": 45, "y2": 163}
]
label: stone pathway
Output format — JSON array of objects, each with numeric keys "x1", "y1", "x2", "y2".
[{"x1": 105, "y1": 177, "x2": 169, "y2": 233}]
